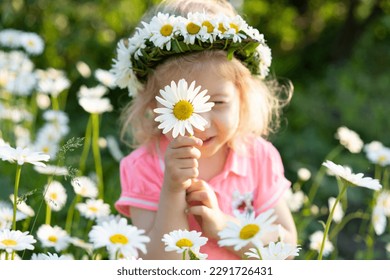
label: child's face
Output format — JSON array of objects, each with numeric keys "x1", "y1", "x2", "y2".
[{"x1": 162, "y1": 65, "x2": 241, "y2": 159}]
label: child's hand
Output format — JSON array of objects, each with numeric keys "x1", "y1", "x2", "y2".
[
  {"x1": 162, "y1": 136, "x2": 203, "y2": 193},
  {"x1": 186, "y1": 179, "x2": 230, "y2": 240}
]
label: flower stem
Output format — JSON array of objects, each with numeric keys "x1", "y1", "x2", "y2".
[
  {"x1": 307, "y1": 145, "x2": 343, "y2": 204},
  {"x1": 318, "y1": 179, "x2": 347, "y2": 260},
  {"x1": 51, "y1": 96, "x2": 60, "y2": 111},
  {"x1": 45, "y1": 203, "x2": 52, "y2": 225},
  {"x1": 79, "y1": 116, "x2": 92, "y2": 175},
  {"x1": 12, "y1": 165, "x2": 22, "y2": 230},
  {"x1": 256, "y1": 247, "x2": 263, "y2": 260},
  {"x1": 91, "y1": 113, "x2": 104, "y2": 199},
  {"x1": 182, "y1": 250, "x2": 187, "y2": 260},
  {"x1": 65, "y1": 194, "x2": 81, "y2": 234}
]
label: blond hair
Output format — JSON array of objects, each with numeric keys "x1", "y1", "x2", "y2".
[{"x1": 119, "y1": 0, "x2": 293, "y2": 148}]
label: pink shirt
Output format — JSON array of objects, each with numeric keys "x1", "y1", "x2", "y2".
[{"x1": 115, "y1": 136, "x2": 290, "y2": 259}]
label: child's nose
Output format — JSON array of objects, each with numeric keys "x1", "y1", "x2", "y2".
[{"x1": 201, "y1": 112, "x2": 211, "y2": 129}]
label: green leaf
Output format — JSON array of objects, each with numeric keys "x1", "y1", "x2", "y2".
[{"x1": 188, "y1": 249, "x2": 200, "y2": 260}]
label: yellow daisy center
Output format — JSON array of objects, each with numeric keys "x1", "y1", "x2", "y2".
[
  {"x1": 1, "y1": 239, "x2": 17, "y2": 246},
  {"x1": 176, "y1": 238, "x2": 193, "y2": 248},
  {"x1": 109, "y1": 234, "x2": 128, "y2": 245},
  {"x1": 187, "y1": 22, "x2": 201, "y2": 35},
  {"x1": 202, "y1": 21, "x2": 214, "y2": 33},
  {"x1": 88, "y1": 206, "x2": 98, "y2": 213},
  {"x1": 173, "y1": 100, "x2": 194, "y2": 121},
  {"x1": 230, "y1": 23, "x2": 239, "y2": 33},
  {"x1": 160, "y1": 24, "x2": 173, "y2": 37},
  {"x1": 218, "y1": 23, "x2": 227, "y2": 34},
  {"x1": 378, "y1": 155, "x2": 387, "y2": 163},
  {"x1": 239, "y1": 224, "x2": 260, "y2": 240},
  {"x1": 50, "y1": 193, "x2": 57, "y2": 200},
  {"x1": 48, "y1": 235, "x2": 58, "y2": 243}
]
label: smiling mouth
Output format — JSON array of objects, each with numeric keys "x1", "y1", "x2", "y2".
[{"x1": 202, "y1": 136, "x2": 214, "y2": 144}]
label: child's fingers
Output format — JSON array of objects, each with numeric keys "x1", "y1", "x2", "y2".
[
  {"x1": 186, "y1": 190, "x2": 212, "y2": 208},
  {"x1": 186, "y1": 179, "x2": 208, "y2": 193},
  {"x1": 186, "y1": 205, "x2": 212, "y2": 219},
  {"x1": 170, "y1": 135, "x2": 203, "y2": 149},
  {"x1": 170, "y1": 146, "x2": 201, "y2": 159}
]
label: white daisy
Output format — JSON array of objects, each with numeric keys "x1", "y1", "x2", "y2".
[
  {"x1": 79, "y1": 97, "x2": 113, "y2": 114},
  {"x1": 36, "y1": 68, "x2": 70, "y2": 97},
  {"x1": 328, "y1": 197, "x2": 344, "y2": 223},
  {"x1": 0, "y1": 29, "x2": 22, "y2": 48},
  {"x1": 32, "y1": 138, "x2": 59, "y2": 160},
  {"x1": 309, "y1": 231, "x2": 334, "y2": 257},
  {"x1": 31, "y1": 252, "x2": 71, "y2": 260},
  {"x1": 0, "y1": 145, "x2": 50, "y2": 167},
  {"x1": 0, "y1": 206, "x2": 27, "y2": 228},
  {"x1": 88, "y1": 217, "x2": 150, "y2": 257},
  {"x1": 257, "y1": 44, "x2": 272, "y2": 78},
  {"x1": 149, "y1": 12, "x2": 179, "y2": 50},
  {"x1": 69, "y1": 237, "x2": 94, "y2": 254},
  {"x1": 222, "y1": 15, "x2": 248, "y2": 43},
  {"x1": 76, "y1": 61, "x2": 92, "y2": 78},
  {"x1": 322, "y1": 160, "x2": 382, "y2": 191},
  {"x1": 154, "y1": 79, "x2": 214, "y2": 138},
  {"x1": 162, "y1": 229, "x2": 208, "y2": 254},
  {"x1": 364, "y1": 141, "x2": 384, "y2": 154},
  {"x1": 71, "y1": 176, "x2": 98, "y2": 198},
  {"x1": 78, "y1": 85, "x2": 108, "y2": 99},
  {"x1": 372, "y1": 206, "x2": 386, "y2": 236},
  {"x1": 20, "y1": 32, "x2": 44, "y2": 55},
  {"x1": 110, "y1": 39, "x2": 141, "y2": 96},
  {"x1": 34, "y1": 165, "x2": 68, "y2": 176},
  {"x1": 94, "y1": 69, "x2": 116, "y2": 88},
  {"x1": 218, "y1": 209, "x2": 278, "y2": 251},
  {"x1": 43, "y1": 180, "x2": 67, "y2": 211},
  {"x1": 178, "y1": 12, "x2": 207, "y2": 45},
  {"x1": 37, "y1": 224, "x2": 70, "y2": 252},
  {"x1": 9, "y1": 194, "x2": 35, "y2": 217},
  {"x1": 375, "y1": 190, "x2": 390, "y2": 216},
  {"x1": 0, "y1": 229, "x2": 36, "y2": 253},
  {"x1": 335, "y1": 126, "x2": 363, "y2": 153},
  {"x1": 366, "y1": 146, "x2": 390, "y2": 167},
  {"x1": 245, "y1": 242, "x2": 301, "y2": 260},
  {"x1": 297, "y1": 167, "x2": 311, "y2": 182},
  {"x1": 76, "y1": 199, "x2": 111, "y2": 220},
  {"x1": 283, "y1": 188, "x2": 305, "y2": 212}
]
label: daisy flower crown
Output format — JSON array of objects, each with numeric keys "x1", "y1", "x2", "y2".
[{"x1": 111, "y1": 11, "x2": 272, "y2": 96}]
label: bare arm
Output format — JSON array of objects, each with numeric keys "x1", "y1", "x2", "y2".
[{"x1": 130, "y1": 136, "x2": 203, "y2": 260}]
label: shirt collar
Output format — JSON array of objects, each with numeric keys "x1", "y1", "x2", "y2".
[{"x1": 224, "y1": 147, "x2": 248, "y2": 177}]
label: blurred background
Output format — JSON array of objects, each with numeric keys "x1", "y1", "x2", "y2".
[{"x1": 1, "y1": 0, "x2": 389, "y2": 259}]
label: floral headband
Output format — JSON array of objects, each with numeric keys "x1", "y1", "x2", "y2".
[{"x1": 111, "y1": 12, "x2": 272, "y2": 96}]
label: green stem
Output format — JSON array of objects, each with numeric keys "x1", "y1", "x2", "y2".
[
  {"x1": 382, "y1": 167, "x2": 389, "y2": 189},
  {"x1": 329, "y1": 211, "x2": 368, "y2": 240},
  {"x1": 65, "y1": 194, "x2": 81, "y2": 234},
  {"x1": 365, "y1": 222, "x2": 375, "y2": 259},
  {"x1": 12, "y1": 165, "x2": 22, "y2": 230},
  {"x1": 91, "y1": 113, "x2": 104, "y2": 199},
  {"x1": 79, "y1": 116, "x2": 93, "y2": 175},
  {"x1": 182, "y1": 249, "x2": 187, "y2": 260},
  {"x1": 51, "y1": 95, "x2": 60, "y2": 111},
  {"x1": 256, "y1": 247, "x2": 263, "y2": 260},
  {"x1": 318, "y1": 179, "x2": 347, "y2": 260},
  {"x1": 45, "y1": 203, "x2": 52, "y2": 225},
  {"x1": 307, "y1": 145, "x2": 343, "y2": 204}
]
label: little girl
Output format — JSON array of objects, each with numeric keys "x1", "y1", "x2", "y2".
[{"x1": 113, "y1": 0, "x2": 297, "y2": 259}]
